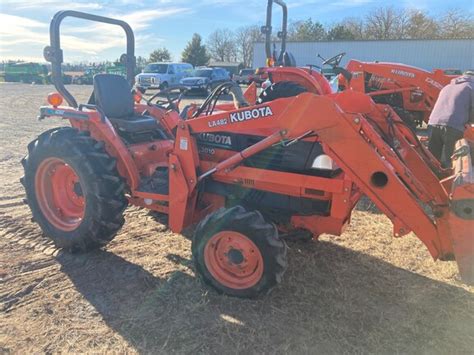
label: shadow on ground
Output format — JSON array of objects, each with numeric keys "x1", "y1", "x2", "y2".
[{"x1": 57, "y1": 240, "x2": 474, "y2": 354}]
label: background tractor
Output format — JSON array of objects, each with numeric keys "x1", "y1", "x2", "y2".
[
  {"x1": 335, "y1": 58, "x2": 460, "y2": 128},
  {"x1": 2, "y1": 62, "x2": 48, "y2": 84}
]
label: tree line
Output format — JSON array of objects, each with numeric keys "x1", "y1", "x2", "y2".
[{"x1": 149, "y1": 7, "x2": 472, "y2": 69}]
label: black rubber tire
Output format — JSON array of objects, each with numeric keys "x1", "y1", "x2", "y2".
[
  {"x1": 192, "y1": 205, "x2": 287, "y2": 298},
  {"x1": 258, "y1": 81, "x2": 307, "y2": 104},
  {"x1": 160, "y1": 82, "x2": 169, "y2": 91},
  {"x1": 21, "y1": 127, "x2": 128, "y2": 252}
]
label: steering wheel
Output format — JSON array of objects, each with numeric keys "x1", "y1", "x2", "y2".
[
  {"x1": 321, "y1": 52, "x2": 346, "y2": 67},
  {"x1": 305, "y1": 64, "x2": 322, "y2": 71},
  {"x1": 145, "y1": 85, "x2": 188, "y2": 111}
]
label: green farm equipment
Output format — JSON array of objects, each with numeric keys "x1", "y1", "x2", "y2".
[
  {"x1": 73, "y1": 67, "x2": 101, "y2": 85},
  {"x1": 106, "y1": 64, "x2": 126, "y2": 76},
  {"x1": 3, "y1": 62, "x2": 48, "y2": 84}
]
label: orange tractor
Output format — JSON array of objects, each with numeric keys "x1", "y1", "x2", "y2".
[
  {"x1": 333, "y1": 56, "x2": 459, "y2": 127},
  {"x1": 340, "y1": 62, "x2": 474, "y2": 140},
  {"x1": 22, "y1": 8, "x2": 474, "y2": 298}
]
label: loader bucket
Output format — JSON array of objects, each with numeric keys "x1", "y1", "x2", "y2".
[{"x1": 448, "y1": 139, "x2": 474, "y2": 284}]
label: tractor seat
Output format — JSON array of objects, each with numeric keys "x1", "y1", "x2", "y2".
[
  {"x1": 93, "y1": 74, "x2": 159, "y2": 133},
  {"x1": 109, "y1": 117, "x2": 159, "y2": 133},
  {"x1": 278, "y1": 51, "x2": 297, "y2": 67}
]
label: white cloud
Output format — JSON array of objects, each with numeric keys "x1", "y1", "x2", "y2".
[
  {"x1": 0, "y1": 7, "x2": 190, "y2": 62},
  {"x1": 116, "y1": 8, "x2": 192, "y2": 30},
  {"x1": 0, "y1": 14, "x2": 49, "y2": 48},
  {"x1": 289, "y1": 0, "x2": 373, "y2": 9}
]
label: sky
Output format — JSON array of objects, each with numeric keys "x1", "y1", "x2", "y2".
[{"x1": 0, "y1": 0, "x2": 472, "y2": 63}]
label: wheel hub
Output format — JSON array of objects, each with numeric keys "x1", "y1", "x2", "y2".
[
  {"x1": 204, "y1": 231, "x2": 264, "y2": 289},
  {"x1": 227, "y1": 248, "x2": 244, "y2": 265},
  {"x1": 35, "y1": 157, "x2": 85, "y2": 231},
  {"x1": 73, "y1": 182, "x2": 83, "y2": 197}
]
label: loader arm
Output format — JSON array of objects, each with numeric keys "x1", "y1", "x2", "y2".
[
  {"x1": 176, "y1": 91, "x2": 473, "y2": 284},
  {"x1": 344, "y1": 60, "x2": 455, "y2": 123}
]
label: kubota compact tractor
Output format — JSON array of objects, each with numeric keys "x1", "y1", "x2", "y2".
[
  {"x1": 22, "y1": 8, "x2": 474, "y2": 298},
  {"x1": 332, "y1": 56, "x2": 459, "y2": 128}
]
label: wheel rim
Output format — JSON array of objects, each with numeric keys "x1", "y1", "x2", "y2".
[
  {"x1": 204, "y1": 231, "x2": 264, "y2": 289},
  {"x1": 35, "y1": 157, "x2": 85, "y2": 231}
]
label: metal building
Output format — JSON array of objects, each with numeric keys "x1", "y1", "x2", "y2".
[{"x1": 253, "y1": 39, "x2": 474, "y2": 71}]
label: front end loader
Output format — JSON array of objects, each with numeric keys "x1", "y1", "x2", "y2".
[{"x1": 21, "y1": 9, "x2": 474, "y2": 298}]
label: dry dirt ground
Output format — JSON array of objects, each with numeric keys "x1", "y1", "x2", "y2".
[{"x1": 0, "y1": 83, "x2": 473, "y2": 354}]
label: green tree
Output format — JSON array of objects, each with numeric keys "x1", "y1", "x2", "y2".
[
  {"x1": 181, "y1": 33, "x2": 210, "y2": 66},
  {"x1": 149, "y1": 47, "x2": 171, "y2": 62},
  {"x1": 327, "y1": 24, "x2": 356, "y2": 40},
  {"x1": 405, "y1": 10, "x2": 439, "y2": 39},
  {"x1": 342, "y1": 18, "x2": 366, "y2": 39},
  {"x1": 288, "y1": 18, "x2": 326, "y2": 41}
]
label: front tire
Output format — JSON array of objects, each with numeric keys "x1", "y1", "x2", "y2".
[
  {"x1": 21, "y1": 127, "x2": 127, "y2": 252},
  {"x1": 192, "y1": 206, "x2": 287, "y2": 298}
]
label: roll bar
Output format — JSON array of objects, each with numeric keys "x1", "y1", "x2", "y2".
[
  {"x1": 261, "y1": 0, "x2": 288, "y2": 65},
  {"x1": 43, "y1": 10, "x2": 136, "y2": 108}
]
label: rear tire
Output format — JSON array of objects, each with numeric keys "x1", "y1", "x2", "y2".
[
  {"x1": 192, "y1": 206, "x2": 287, "y2": 298},
  {"x1": 21, "y1": 127, "x2": 128, "y2": 252},
  {"x1": 258, "y1": 81, "x2": 307, "y2": 104}
]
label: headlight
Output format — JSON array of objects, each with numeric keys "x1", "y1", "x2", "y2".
[
  {"x1": 311, "y1": 154, "x2": 338, "y2": 170},
  {"x1": 197, "y1": 79, "x2": 204, "y2": 84}
]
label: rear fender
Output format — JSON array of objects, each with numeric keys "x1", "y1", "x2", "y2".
[
  {"x1": 70, "y1": 113, "x2": 140, "y2": 190},
  {"x1": 266, "y1": 67, "x2": 330, "y2": 95},
  {"x1": 243, "y1": 82, "x2": 257, "y2": 105}
]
